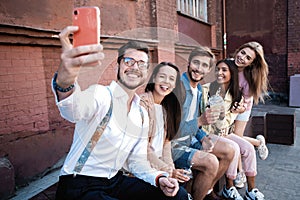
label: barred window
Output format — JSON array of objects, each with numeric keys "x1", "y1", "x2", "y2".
[{"x1": 177, "y1": 0, "x2": 207, "y2": 22}]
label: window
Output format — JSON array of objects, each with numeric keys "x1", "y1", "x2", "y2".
[{"x1": 177, "y1": 0, "x2": 207, "y2": 22}]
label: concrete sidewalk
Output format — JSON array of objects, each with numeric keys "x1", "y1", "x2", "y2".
[
  {"x1": 254, "y1": 105, "x2": 300, "y2": 200},
  {"x1": 255, "y1": 136, "x2": 300, "y2": 199}
]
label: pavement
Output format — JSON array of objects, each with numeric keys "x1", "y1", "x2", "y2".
[
  {"x1": 250, "y1": 104, "x2": 300, "y2": 200},
  {"x1": 9, "y1": 104, "x2": 300, "y2": 200},
  {"x1": 233, "y1": 104, "x2": 300, "y2": 200},
  {"x1": 255, "y1": 136, "x2": 300, "y2": 199}
]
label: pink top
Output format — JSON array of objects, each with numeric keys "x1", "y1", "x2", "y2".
[{"x1": 239, "y1": 71, "x2": 253, "y2": 111}]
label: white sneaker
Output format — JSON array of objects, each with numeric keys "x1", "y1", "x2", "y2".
[
  {"x1": 245, "y1": 188, "x2": 265, "y2": 200},
  {"x1": 256, "y1": 135, "x2": 269, "y2": 160},
  {"x1": 234, "y1": 171, "x2": 246, "y2": 188},
  {"x1": 222, "y1": 186, "x2": 243, "y2": 200}
]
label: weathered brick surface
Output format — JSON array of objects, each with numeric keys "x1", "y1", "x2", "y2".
[
  {"x1": 226, "y1": 0, "x2": 300, "y2": 97},
  {"x1": 0, "y1": 45, "x2": 49, "y2": 135},
  {"x1": 0, "y1": 158, "x2": 15, "y2": 199},
  {"x1": 288, "y1": 53, "x2": 300, "y2": 76},
  {"x1": 0, "y1": 42, "x2": 75, "y2": 189},
  {"x1": 0, "y1": 0, "x2": 72, "y2": 30},
  {"x1": 287, "y1": 0, "x2": 300, "y2": 76}
]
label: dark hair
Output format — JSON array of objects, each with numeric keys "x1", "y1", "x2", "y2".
[
  {"x1": 145, "y1": 62, "x2": 182, "y2": 140},
  {"x1": 209, "y1": 58, "x2": 242, "y2": 110},
  {"x1": 188, "y1": 46, "x2": 216, "y2": 69},
  {"x1": 117, "y1": 40, "x2": 149, "y2": 64}
]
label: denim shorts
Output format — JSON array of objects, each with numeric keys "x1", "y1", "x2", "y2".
[
  {"x1": 235, "y1": 110, "x2": 251, "y2": 121},
  {"x1": 174, "y1": 136, "x2": 202, "y2": 169}
]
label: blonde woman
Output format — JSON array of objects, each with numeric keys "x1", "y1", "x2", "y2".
[{"x1": 231, "y1": 42, "x2": 269, "y2": 188}]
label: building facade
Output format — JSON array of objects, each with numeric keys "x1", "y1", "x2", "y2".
[
  {"x1": 0, "y1": 0, "x2": 299, "y2": 199},
  {"x1": 0, "y1": 0, "x2": 222, "y2": 198},
  {"x1": 226, "y1": 0, "x2": 300, "y2": 101}
]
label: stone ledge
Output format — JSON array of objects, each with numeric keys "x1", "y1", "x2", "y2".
[
  {"x1": 247, "y1": 104, "x2": 297, "y2": 145},
  {"x1": 8, "y1": 156, "x2": 65, "y2": 200},
  {"x1": 9, "y1": 169, "x2": 59, "y2": 200}
]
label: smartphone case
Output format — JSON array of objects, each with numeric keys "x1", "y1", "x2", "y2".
[{"x1": 72, "y1": 6, "x2": 100, "y2": 47}]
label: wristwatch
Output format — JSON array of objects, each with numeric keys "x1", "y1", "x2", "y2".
[{"x1": 52, "y1": 71, "x2": 75, "y2": 92}]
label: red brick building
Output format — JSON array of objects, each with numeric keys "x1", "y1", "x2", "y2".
[
  {"x1": 226, "y1": 0, "x2": 300, "y2": 102},
  {"x1": 0, "y1": 0, "x2": 299, "y2": 199}
]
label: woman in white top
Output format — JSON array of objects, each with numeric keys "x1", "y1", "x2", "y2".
[{"x1": 140, "y1": 62, "x2": 191, "y2": 184}]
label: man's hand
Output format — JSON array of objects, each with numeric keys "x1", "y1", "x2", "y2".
[
  {"x1": 201, "y1": 135, "x2": 214, "y2": 152},
  {"x1": 198, "y1": 108, "x2": 220, "y2": 126},
  {"x1": 158, "y1": 177, "x2": 179, "y2": 197},
  {"x1": 55, "y1": 26, "x2": 104, "y2": 100},
  {"x1": 57, "y1": 26, "x2": 104, "y2": 86}
]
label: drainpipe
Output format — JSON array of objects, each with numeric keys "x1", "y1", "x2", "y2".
[{"x1": 223, "y1": 0, "x2": 227, "y2": 58}]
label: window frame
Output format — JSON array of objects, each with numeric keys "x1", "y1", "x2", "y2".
[{"x1": 177, "y1": 0, "x2": 208, "y2": 22}]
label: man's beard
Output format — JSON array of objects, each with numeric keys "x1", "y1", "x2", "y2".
[
  {"x1": 188, "y1": 65, "x2": 203, "y2": 83},
  {"x1": 117, "y1": 67, "x2": 143, "y2": 90}
]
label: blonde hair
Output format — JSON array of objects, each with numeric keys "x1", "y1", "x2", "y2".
[{"x1": 233, "y1": 41, "x2": 269, "y2": 104}]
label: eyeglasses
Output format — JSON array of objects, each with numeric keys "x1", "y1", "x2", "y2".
[{"x1": 122, "y1": 57, "x2": 149, "y2": 70}]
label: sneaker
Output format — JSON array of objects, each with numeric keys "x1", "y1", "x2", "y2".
[
  {"x1": 245, "y1": 188, "x2": 265, "y2": 200},
  {"x1": 188, "y1": 193, "x2": 193, "y2": 200},
  {"x1": 222, "y1": 186, "x2": 243, "y2": 200},
  {"x1": 256, "y1": 135, "x2": 269, "y2": 160},
  {"x1": 234, "y1": 171, "x2": 246, "y2": 189}
]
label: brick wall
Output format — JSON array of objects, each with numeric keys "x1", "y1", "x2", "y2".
[
  {"x1": 0, "y1": 0, "x2": 223, "y2": 197},
  {"x1": 226, "y1": 0, "x2": 292, "y2": 97},
  {"x1": 0, "y1": 0, "x2": 72, "y2": 30},
  {"x1": 154, "y1": 0, "x2": 178, "y2": 62},
  {"x1": 0, "y1": 45, "x2": 49, "y2": 134},
  {"x1": 270, "y1": 0, "x2": 289, "y2": 95},
  {"x1": 287, "y1": 0, "x2": 300, "y2": 76},
  {"x1": 208, "y1": 0, "x2": 222, "y2": 50},
  {"x1": 288, "y1": 53, "x2": 300, "y2": 75},
  {"x1": 0, "y1": 26, "x2": 75, "y2": 188}
]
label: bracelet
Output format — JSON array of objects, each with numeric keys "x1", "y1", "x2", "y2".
[
  {"x1": 52, "y1": 71, "x2": 75, "y2": 93},
  {"x1": 155, "y1": 174, "x2": 167, "y2": 187}
]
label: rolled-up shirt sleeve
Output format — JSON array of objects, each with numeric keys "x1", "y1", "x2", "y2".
[{"x1": 52, "y1": 81, "x2": 110, "y2": 123}]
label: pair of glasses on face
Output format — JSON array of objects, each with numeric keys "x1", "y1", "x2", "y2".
[{"x1": 122, "y1": 57, "x2": 148, "y2": 70}]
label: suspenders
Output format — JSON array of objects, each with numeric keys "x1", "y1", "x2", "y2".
[
  {"x1": 73, "y1": 88, "x2": 144, "y2": 175},
  {"x1": 73, "y1": 88, "x2": 113, "y2": 175}
]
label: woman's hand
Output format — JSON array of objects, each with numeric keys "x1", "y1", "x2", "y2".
[
  {"x1": 171, "y1": 169, "x2": 191, "y2": 183},
  {"x1": 230, "y1": 102, "x2": 246, "y2": 114}
]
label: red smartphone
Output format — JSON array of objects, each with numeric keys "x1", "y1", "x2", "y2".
[{"x1": 72, "y1": 6, "x2": 100, "y2": 47}]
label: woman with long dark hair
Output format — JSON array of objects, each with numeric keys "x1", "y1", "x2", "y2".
[
  {"x1": 140, "y1": 62, "x2": 191, "y2": 198},
  {"x1": 202, "y1": 59, "x2": 265, "y2": 200}
]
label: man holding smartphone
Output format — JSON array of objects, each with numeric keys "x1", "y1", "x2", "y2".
[{"x1": 52, "y1": 26, "x2": 189, "y2": 200}]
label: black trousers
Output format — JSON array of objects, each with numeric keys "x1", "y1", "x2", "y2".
[{"x1": 55, "y1": 171, "x2": 188, "y2": 200}]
